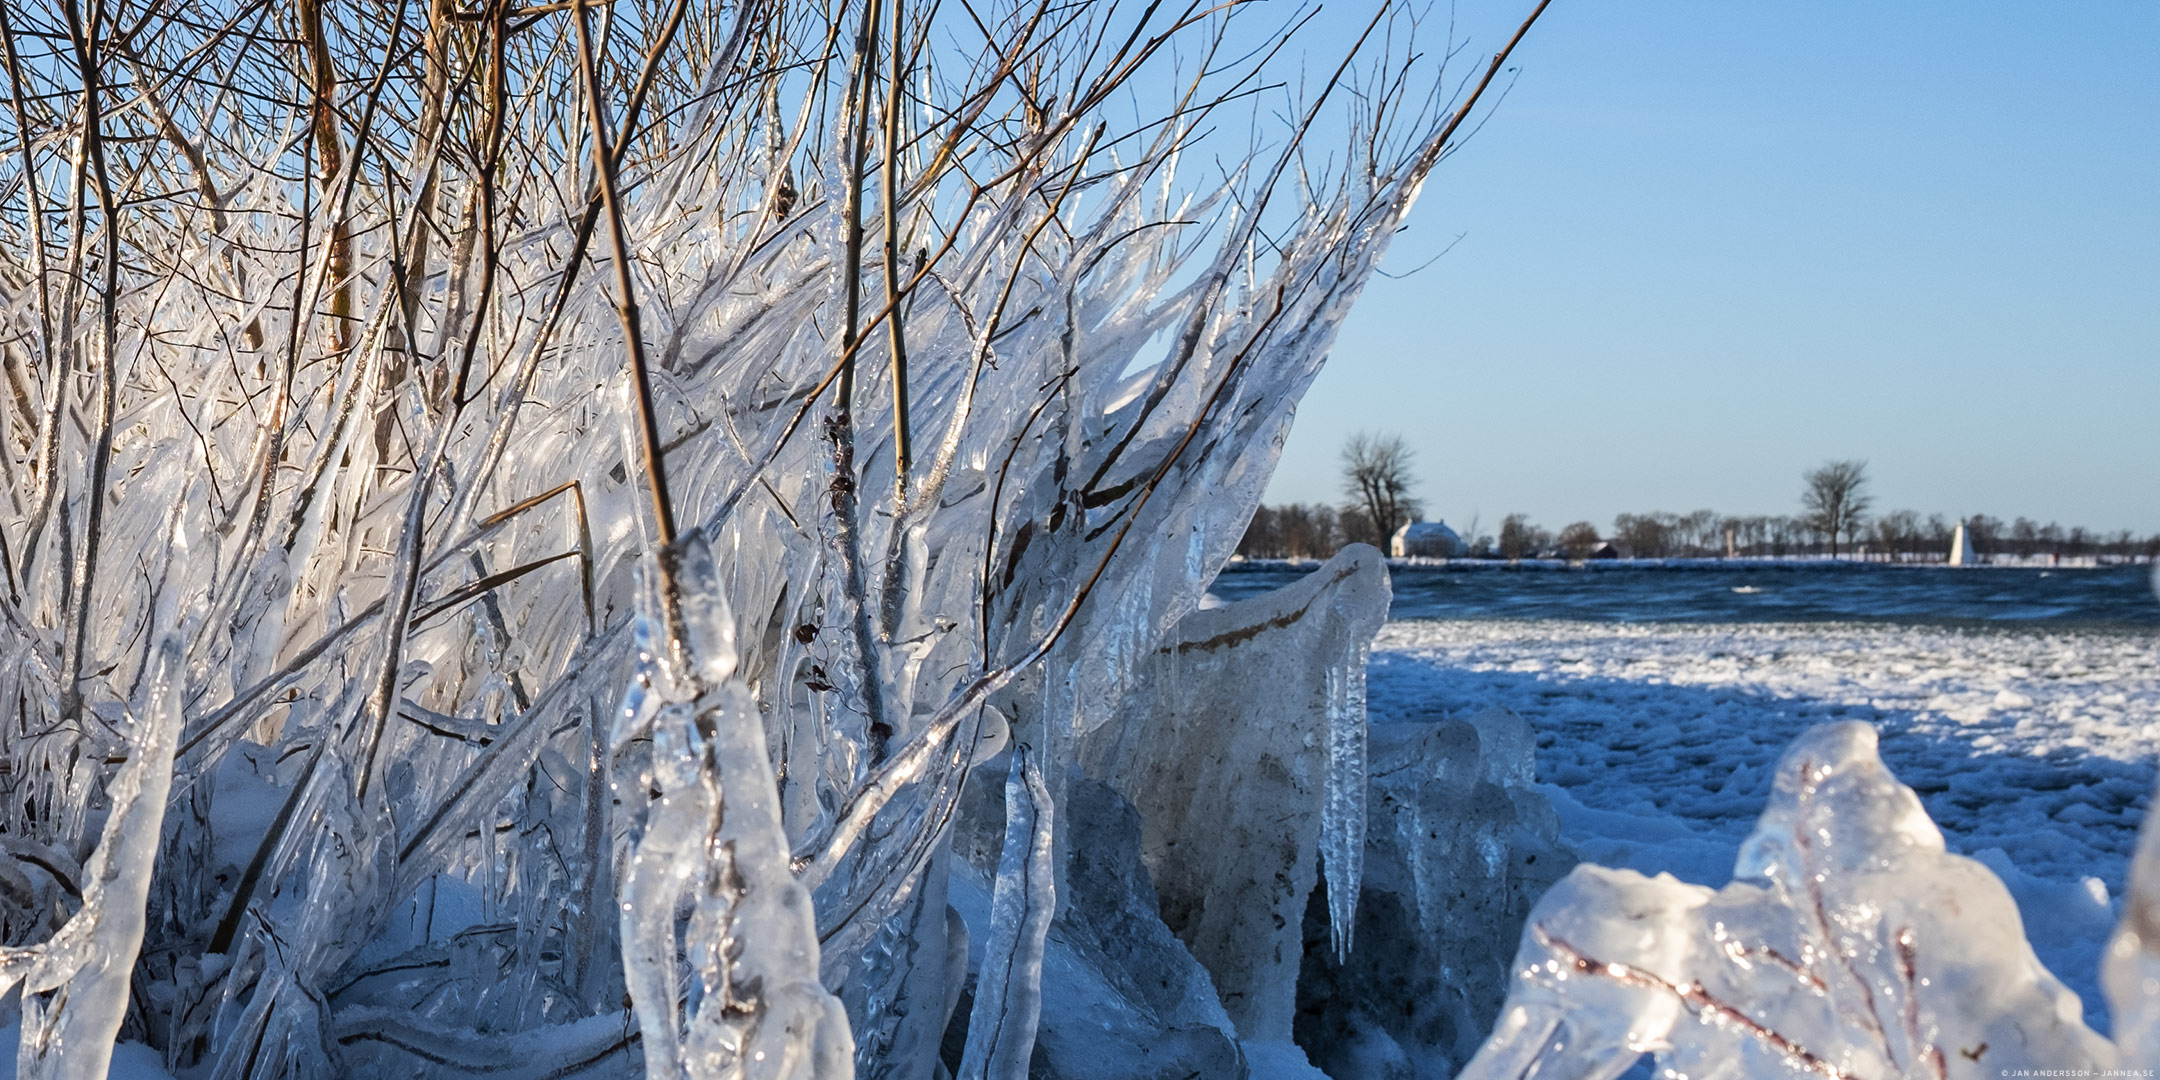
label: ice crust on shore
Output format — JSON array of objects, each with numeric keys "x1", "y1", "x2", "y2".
[
  {"x1": 1460, "y1": 721, "x2": 2147, "y2": 1078},
  {"x1": 1371, "y1": 617, "x2": 2160, "y2": 1016}
]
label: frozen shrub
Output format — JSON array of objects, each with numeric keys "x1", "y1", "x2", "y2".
[{"x1": 0, "y1": 1, "x2": 1546, "y2": 1075}]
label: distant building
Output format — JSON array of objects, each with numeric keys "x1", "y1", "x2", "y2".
[
  {"x1": 1588, "y1": 540, "x2": 1629, "y2": 560},
  {"x1": 1391, "y1": 520, "x2": 1466, "y2": 558}
]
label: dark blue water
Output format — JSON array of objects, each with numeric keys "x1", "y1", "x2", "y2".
[{"x1": 1209, "y1": 562, "x2": 2160, "y2": 628}]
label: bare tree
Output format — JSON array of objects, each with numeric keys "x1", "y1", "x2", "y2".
[
  {"x1": 1238, "y1": 503, "x2": 1345, "y2": 560},
  {"x1": 1499, "y1": 513, "x2": 1550, "y2": 560},
  {"x1": 1612, "y1": 512, "x2": 1674, "y2": 558},
  {"x1": 1557, "y1": 521, "x2": 1600, "y2": 560},
  {"x1": 1802, "y1": 460, "x2": 1873, "y2": 557},
  {"x1": 1872, "y1": 509, "x2": 1922, "y2": 560},
  {"x1": 1679, "y1": 509, "x2": 1719, "y2": 555},
  {"x1": 2011, "y1": 517, "x2": 2041, "y2": 557},
  {"x1": 1341, "y1": 432, "x2": 1423, "y2": 546},
  {"x1": 1283, "y1": 504, "x2": 1344, "y2": 559}
]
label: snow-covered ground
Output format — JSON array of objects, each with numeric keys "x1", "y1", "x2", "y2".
[
  {"x1": 1369, "y1": 618, "x2": 2160, "y2": 1034},
  {"x1": 0, "y1": 1026, "x2": 174, "y2": 1079}
]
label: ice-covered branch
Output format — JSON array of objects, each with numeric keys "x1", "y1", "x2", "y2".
[
  {"x1": 617, "y1": 536, "x2": 853, "y2": 1079},
  {"x1": 6, "y1": 638, "x2": 184, "y2": 1079},
  {"x1": 955, "y1": 745, "x2": 1055, "y2": 1080}
]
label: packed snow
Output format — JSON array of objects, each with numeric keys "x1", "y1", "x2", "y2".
[{"x1": 1368, "y1": 618, "x2": 2160, "y2": 1033}]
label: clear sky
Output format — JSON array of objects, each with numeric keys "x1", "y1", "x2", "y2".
[{"x1": 1264, "y1": 2, "x2": 2160, "y2": 536}]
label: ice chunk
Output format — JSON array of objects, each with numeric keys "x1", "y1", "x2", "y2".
[
  {"x1": 1079, "y1": 544, "x2": 1390, "y2": 1041},
  {"x1": 1460, "y1": 722, "x2": 2116, "y2": 1079},
  {"x1": 1298, "y1": 707, "x2": 1575, "y2": 1077},
  {"x1": 0, "y1": 1027, "x2": 177, "y2": 1080},
  {"x1": 947, "y1": 775, "x2": 1245, "y2": 1080},
  {"x1": 2105, "y1": 774, "x2": 2160, "y2": 1069},
  {"x1": 1238, "y1": 1040, "x2": 1330, "y2": 1079}
]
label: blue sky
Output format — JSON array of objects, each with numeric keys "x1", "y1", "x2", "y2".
[{"x1": 1264, "y1": 2, "x2": 2159, "y2": 536}]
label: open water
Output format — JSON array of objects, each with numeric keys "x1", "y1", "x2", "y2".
[{"x1": 1208, "y1": 561, "x2": 2160, "y2": 629}]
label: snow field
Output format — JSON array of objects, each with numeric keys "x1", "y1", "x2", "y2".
[{"x1": 1368, "y1": 618, "x2": 2160, "y2": 1033}]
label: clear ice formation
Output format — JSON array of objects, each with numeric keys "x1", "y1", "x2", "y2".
[
  {"x1": 1460, "y1": 721, "x2": 2144, "y2": 1079},
  {"x1": 4, "y1": 639, "x2": 184, "y2": 1080},
  {"x1": 949, "y1": 772, "x2": 1250, "y2": 1080},
  {"x1": 1322, "y1": 643, "x2": 1373, "y2": 964},
  {"x1": 954, "y1": 746, "x2": 1055, "y2": 1080},
  {"x1": 1080, "y1": 543, "x2": 1391, "y2": 1041},
  {"x1": 1294, "y1": 705, "x2": 1576, "y2": 1077}
]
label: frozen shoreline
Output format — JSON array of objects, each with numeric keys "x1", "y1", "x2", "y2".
[
  {"x1": 1225, "y1": 555, "x2": 2156, "y2": 572},
  {"x1": 1368, "y1": 617, "x2": 2160, "y2": 1035}
]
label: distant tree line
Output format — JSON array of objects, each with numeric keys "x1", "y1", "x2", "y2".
[
  {"x1": 1238, "y1": 506, "x2": 2160, "y2": 562},
  {"x1": 1238, "y1": 503, "x2": 1386, "y2": 559},
  {"x1": 1238, "y1": 445, "x2": 2160, "y2": 562}
]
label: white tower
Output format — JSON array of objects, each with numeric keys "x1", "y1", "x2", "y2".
[{"x1": 1948, "y1": 521, "x2": 1975, "y2": 566}]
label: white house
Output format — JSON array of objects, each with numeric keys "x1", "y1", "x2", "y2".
[{"x1": 1390, "y1": 520, "x2": 1466, "y2": 559}]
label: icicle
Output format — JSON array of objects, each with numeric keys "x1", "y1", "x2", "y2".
[
  {"x1": 957, "y1": 745, "x2": 1056, "y2": 1080},
  {"x1": 1319, "y1": 641, "x2": 1369, "y2": 962}
]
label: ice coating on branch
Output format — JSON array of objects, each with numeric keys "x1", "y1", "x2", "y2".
[
  {"x1": 4, "y1": 638, "x2": 184, "y2": 1080},
  {"x1": 1459, "y1": 721, "x2": 2116, "y2": 1079},
  {"x1": 956, "y1": 746, "x2": 1055, "y2": 1080},
  {"x1": 616, "y1": 536, "x2": 853, "y2": 1079}
]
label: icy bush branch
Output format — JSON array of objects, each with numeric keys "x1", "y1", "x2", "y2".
[
  {"x1": 617, "y1": 535, "x2": 851, "y2": 1079},
  {"x1": 6, "y1": 637, "x2": 184, "y2": 1079}
]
